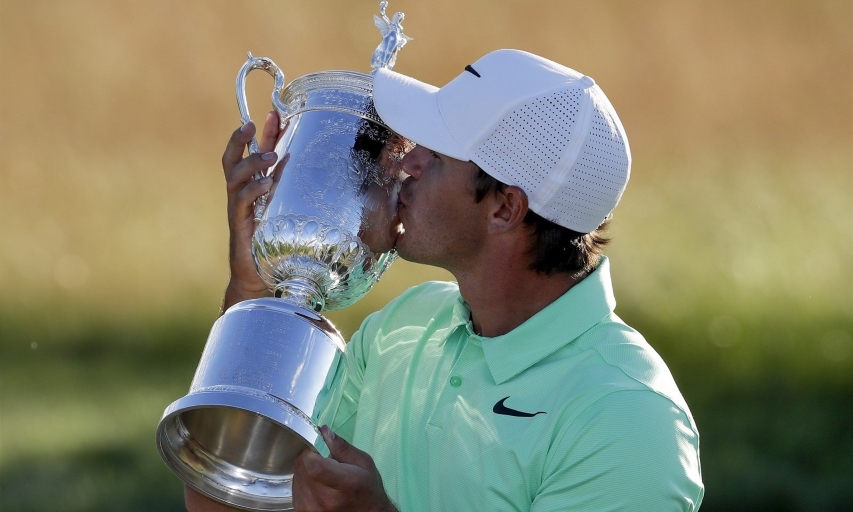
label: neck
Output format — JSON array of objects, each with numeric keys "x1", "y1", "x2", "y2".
[{"x1": 452, "y1": 242, "x2": 581, "y2": 338}]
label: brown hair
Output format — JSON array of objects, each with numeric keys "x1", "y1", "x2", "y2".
[{"x1": 473, "y1": 168, "x2": 610, "y2": 277}]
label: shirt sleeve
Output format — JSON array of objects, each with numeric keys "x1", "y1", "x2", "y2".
[
  {"x1": 320, "y1": 311, "x2": 378, "y2": 443},
  {"x1": 531, "y1": 390, "x2": 704, "y2": 512}
]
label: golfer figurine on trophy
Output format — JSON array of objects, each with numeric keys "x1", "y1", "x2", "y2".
[{"x1": 156, "y1": 3, "x2": 413, "y2": 510}]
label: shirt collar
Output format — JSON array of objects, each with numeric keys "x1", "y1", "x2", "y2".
[{"x1": 462, "y1": 256, "x2": 617, "y2": 385}]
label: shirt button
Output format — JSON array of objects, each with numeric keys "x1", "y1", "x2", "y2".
[{"x1": 449, "y1": 376, "x2": 462, "y2": 387}]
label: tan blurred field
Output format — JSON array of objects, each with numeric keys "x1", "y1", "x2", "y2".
[
  {"x1": 1, "y1": 0, "x2": 850, "y2": 325},
  {"x1": 0, "y1": 1, "x2": 851, "y2": 510}
]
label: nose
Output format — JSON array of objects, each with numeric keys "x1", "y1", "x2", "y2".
[{"x1": 401, "y1": 145, "x2": 430, "y2": 179}]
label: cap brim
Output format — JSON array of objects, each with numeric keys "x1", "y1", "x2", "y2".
[{"x1": 373, "y1": 68, "x2": 468, "y2": 160}]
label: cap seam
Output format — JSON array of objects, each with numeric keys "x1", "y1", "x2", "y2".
[
  {"x1": 436, "y1": 90, "x2": 471, "y2": 161},
  {"x1": 534, "y1": 86, "x2": 596, "y2": 209}
]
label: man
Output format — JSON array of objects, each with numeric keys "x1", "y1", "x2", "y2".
[{"x1": 188, "y1": 49, "x2": 704, "y2": 511}]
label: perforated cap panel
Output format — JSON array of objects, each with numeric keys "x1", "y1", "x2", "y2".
[
  {"x1": 472, "y1": 86, "x2": 630, "y2": 233},
  {"x1": 554, "y1": 100, "x2": 630, "y2": 231}
]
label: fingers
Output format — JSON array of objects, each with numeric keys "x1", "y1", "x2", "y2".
[
  {"x1": 323, "y1": 425, "x2": 375, "y2": 470},
  {"x1": 222, "y1": 110, "x2": 280, "y2": 177},
  {"x1": 231, "y1": 175, "x2": 273, "y2": 221},
  {"x1": 226, "y1": 153, "x2": 276, "y2": 225},
  {"x1": 259, "y1": 111, "x2": 281, "y2": 154},
  {"x1": 293, "y1": 448, "x2": 346, "y2": 510},
  {"x1": 292, "y1": 431, "x2": 391, "y2": 511},
  {"x1": 298, "y1": 449, "x2": 365, "y2": 492},
  {"x1": 222, "y1": 121, "x2": 256, "y2": 176},
  {"x1": 219, "y1": 115, "x2": 284, "y2": 308},
  {"x1": 228, "y1": 154, "x2": 287, "y2": 221},
  {"x1": 296, "y1": 426, "x2": 376, "y2": 490},
  {"x1": 226, "y1": 151, "x2": 277, "y2": 193},
  {"x1": 297, "y1": 448, "x2": 332, "y2": 481}
]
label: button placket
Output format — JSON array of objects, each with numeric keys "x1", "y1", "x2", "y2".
[
  {"x1": 447, "y1": 332, "x2": 480, "y2": 390},
  {"x1": 426, "y1": 330, "x2": 478, "y2": 429}
]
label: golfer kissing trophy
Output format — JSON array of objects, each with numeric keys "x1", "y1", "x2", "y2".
[{"x1": 156, "y1": 2, "x2": 412, "y2": 510}]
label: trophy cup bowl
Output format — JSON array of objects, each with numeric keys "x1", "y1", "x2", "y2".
[{"x1": 155, "y1": 56, "x2": 410, "y2": 509}]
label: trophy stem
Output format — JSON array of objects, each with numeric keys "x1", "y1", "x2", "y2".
[{"x1": 274, "y1": 278, "x2": 325, "y2": 312}]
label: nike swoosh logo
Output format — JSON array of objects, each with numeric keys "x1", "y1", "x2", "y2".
[{"x1": 493, "y1": 397, "x2": 546, "y2": 418}]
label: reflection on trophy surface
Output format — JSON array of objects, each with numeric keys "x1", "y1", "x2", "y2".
[
  {"x1": 155, "y1": 2, "x2": 412, "y2": 510},
  {"x1": 254, "y1": 111, "x2": 407, "y2": 310},
  {"x1": 264, "y1": 125, "x2": 408, "y2": 258}
]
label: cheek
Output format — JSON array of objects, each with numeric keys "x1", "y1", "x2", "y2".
[{"x1": 358, "y1": 183, "x2": 403, "y2": 254}]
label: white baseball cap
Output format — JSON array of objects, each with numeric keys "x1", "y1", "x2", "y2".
[{"x1": 373, "y1": 49, "x2": 631, "y2": 233}]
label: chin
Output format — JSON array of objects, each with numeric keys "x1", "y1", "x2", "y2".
[
  {"x1": 393, "y1": 235, "x2": 423, "y2": 264},
  {"x1": 393, "y1": 233, "x2": 410, "y2": 259}
]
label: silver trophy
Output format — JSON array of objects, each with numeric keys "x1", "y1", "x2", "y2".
[{"x1": 155, "y1": 3, "x2": 412, "y2": 510}]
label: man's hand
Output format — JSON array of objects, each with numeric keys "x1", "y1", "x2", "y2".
[
  {"x1": 183, "y1": 425, "x2": 396, "y2": 512},
  {"x1": 293, "y1": 425, "x2": 398, "y2": 512},
  {"x1": 221, "y1": 111, "x2": 283, "y2": 312}
]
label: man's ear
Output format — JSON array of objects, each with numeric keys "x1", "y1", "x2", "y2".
[{"x1": 488, "y1": 185, "x2": 528, "y2": 233}]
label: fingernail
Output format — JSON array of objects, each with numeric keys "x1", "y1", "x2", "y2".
[
  {"x1": 259, "y1": 176, "x2": 272, "y2": 185},
  {"x1": 240, "y1": 121, "x2": 253, "y2": 132},
  {"x1": 262, "y1": 152, "x2": 277, "y2": 161},
  {"x1": 321, "y1": 425, "x2": 336, "y2": 441}
]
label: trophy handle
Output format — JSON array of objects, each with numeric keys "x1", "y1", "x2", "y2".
[{"x1": 236, "y1": 52, "x2": 287, "y2": 220}]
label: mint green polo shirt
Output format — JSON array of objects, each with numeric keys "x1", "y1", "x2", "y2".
[{"x1": 323, "y1": 257, "x2": 704, "y2": 511}]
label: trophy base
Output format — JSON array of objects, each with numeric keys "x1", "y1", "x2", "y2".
[
  {"x1": 156, "y1": 298, "x2": 345, "y2": 511},
  {"x1": 157, "y1": 388, "x2": 329, "y2": 511}
]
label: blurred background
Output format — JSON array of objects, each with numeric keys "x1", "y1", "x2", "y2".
[{"x1": 0, "y1": 0, "x2": 850, "y2": 510}]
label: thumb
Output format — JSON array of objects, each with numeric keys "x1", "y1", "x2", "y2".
[{"x1": 321, "y1": 425, "x2": 374, "y2": 469}]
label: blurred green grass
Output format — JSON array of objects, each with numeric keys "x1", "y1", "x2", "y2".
[
  {"x1": 2, "y1": 290, "x2": 850, "y2": 511},
  {"x1": 1, "y1": 0, "x2": 851, "y2": 510}
]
